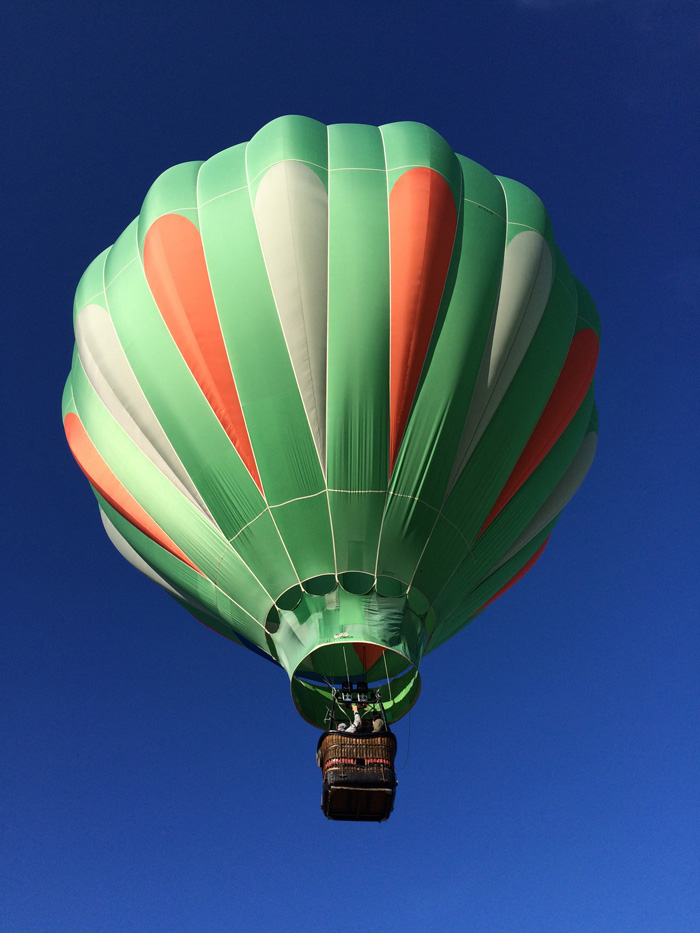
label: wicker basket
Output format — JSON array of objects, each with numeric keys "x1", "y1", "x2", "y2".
[
  {"x1": 317, "y1": 730, "x2": 398, "y2": 821},
  {"x1": 318, "y1": 730, "x2": 397, "y2": 779}
]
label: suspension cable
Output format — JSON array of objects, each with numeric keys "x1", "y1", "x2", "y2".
[
  {"x1": 382, "y1": 650, "x2": 393, "y2": 704},
  {"x1": 342, "y1": 644, "x2": 350, "y2": 687}
]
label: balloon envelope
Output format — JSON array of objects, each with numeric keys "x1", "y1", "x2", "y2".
[{"x1": 64, "y1": 116, "x2": 599, "y2": 728}]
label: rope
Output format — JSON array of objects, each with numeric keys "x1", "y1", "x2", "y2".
[
  {"x1": 383, "y1": 651, "x2": 393, "y2": 704},
  {"x1": 342, "y1": 644, "x2": 350, "y2": 686}
]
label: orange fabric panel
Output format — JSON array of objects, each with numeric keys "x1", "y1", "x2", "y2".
[
  {"x1": 476, "y1": 536, "x2": 550, "y2": 615},
  {"x1": 64, "y1": 412, "x2": 200, "y2": 573},
  {"x1": 389, "y1": 167, "x2": 457, "y2": 472},
  {"x1": 143, "y1": 214, "x2": 262, "y2": 490},
  {"x1": 353, "y1": 642, "x2": 386, "y2": 672},
  {"x1": 481, "y1": 328, "x2": 599, "y2": 532}
]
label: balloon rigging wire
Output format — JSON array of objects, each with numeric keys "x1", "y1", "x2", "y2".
[
  {"x1": 342, "y1": 644, "x2": 350, "y2": 686},
  {"x1": 383, "y1": 651, "x2": 393, "y2": 704}
]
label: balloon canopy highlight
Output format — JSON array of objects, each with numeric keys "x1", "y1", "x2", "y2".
[{"x1": 64, "y1": 116, "x2": 599, "y2": 730}]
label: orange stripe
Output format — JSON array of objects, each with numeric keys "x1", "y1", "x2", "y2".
[
  {"x1": 476, "y1": 536, "x2": 550, "y2": 615},
  {"x1": 143, "y1": 214, "x2": 262, "y2": 490},
  {"x1": 353, "y1": 642, "x2": 386, "y2": 672},
  {"x1": 481, "y1": 329, "x2": 599, "y2": 532},
  {"x1": 389, "y1": 167, "x2": 457, "y2": 472},
  {"x1": 64, "y1": 412, "x2": 201, "y2": 573}
]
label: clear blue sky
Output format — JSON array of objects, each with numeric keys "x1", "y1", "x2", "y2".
[{"x1": 3, "y1": 2, "x2": 698, "y2": 931}]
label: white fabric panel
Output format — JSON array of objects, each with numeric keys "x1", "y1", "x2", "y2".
[
  {"x1": 491, "y1": 430, "x2": 598, "y2": 571},
  {"x1": 446, "y1": 231, "x2": 553, "y2": 496},
  {"x1": 253, "y1": 160, "x2": 328, "y2": 468},
  {"x1": 76, "y1": 304, "x2": 216, "y2": 522}
]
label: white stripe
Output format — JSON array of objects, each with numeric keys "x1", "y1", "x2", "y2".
[
  {"x1": 445, "y1": 229, "x2": 553, "y2": 496},
  {"x1": 253, "y1": 160, "x2": 329, "y2": 468},
  {"x1": 76, "y1": 302, "x2": 217, "y2": 524}
]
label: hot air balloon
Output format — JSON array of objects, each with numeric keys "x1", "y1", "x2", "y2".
[{"x1": 64, "y1": 116, "x2": 599, "y2": 821}]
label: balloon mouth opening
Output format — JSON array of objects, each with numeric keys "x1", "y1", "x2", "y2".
[{"x1": 290, "y1": 642, "x2": 422, "y2": 730}]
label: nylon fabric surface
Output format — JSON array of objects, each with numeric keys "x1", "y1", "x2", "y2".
[{"x1": 64, "y1": 116, "x2": 600, "y2": 729}]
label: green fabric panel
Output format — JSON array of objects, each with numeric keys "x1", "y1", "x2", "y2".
[
  {"x1": 376, "y1": 496, "x2": 439, "y2": 587},
  {"x1": 326, "y1": 123, "x2": 389, "y2": 492},
  {"x1": 196, "y1": 142, "x2": 249, "y2": 204},
  {"x1": 70, "y1": 357, "x2": 270, "y2": 618},
  {"x1": 295, "y1": 640, "x2": 411, "y2": 681},
  {"x1": 497, "y1": 175, "x2": 554, "y2": 251},
  {"x1": 411, "y1": 273, "x2": 576, "y2": 603},
  {"x1": 268, "y1": 588, "x2": 428, "y2": 684},
  {"x1": 98, "y1": 498, "x2": 271, "y2": 652},
  {"x1": 97, "y1": 497, "x2": 217, "y2": 611},
  {"x1": 442, "y1": 270, "x2": 577, "y2": 536},
  {"x1": 245, "y1": 114, "x2": 329, "y2": 199},
  {"x1": 552, "y1": 243, "x2": 576, "y2": 306},
  {"x1": 325, "y1": 124, "x2": 389, "y2": 580},
  {"x1": 428, "y1": 523, "x2": 555, "y2": 654},
  {"x1": 65, "y1": 118, "x2": 601, "y2": 730},
  {"x1": 196, "y1": 166, "x2": 326, "y2": 506},
  {"x1": 457, "y1": 154, "x2": 507, "y2": 218},
  {"x1": 410, "y1": 514, "x2": 474, "y2": 605},
  {"x1": 291, "y1": 666, "x2": 421, "y2": 729},
  {"x1": 381, "y1": 120, "x2": 462, "y2": 203},
  {"x1": 375, "y1": 159, "x2": 507, "y2": 584},
  {"x1": 269, "y1": 493, "x2": 335, "y2": 587},
  {"x1": 328, "y1": 491, "x2": 386, "y2": 575},
  {"x1": 575, "y1": 278, "x2": 601, "y2": 338},
  {"x1": 137, "y1": 160, "x2": 203, "y2": 249},
  {"x1": 222, "y1": 510, "x2": 299, "y2": 602},
  {"x1": 453, "y1": 384, "x2": 596, "y2": 602},
  {"x1": 70, "y1": 349, "x2": 280, "y2": 633},
  {"x1": 101, "y1": 217, "x2": 265, "y2": 538}
]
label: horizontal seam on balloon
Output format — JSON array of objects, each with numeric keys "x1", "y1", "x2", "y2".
[
  {"x1": 507, "y1": 221, "x2": 540, "y2": 232},
  {"x1": 224, "y1": 506, "x2": 271, "y2": 542},
  {"x1": 197, "y1": 183, "x2": 251, "y2": 206},
  {"x1": 268, "y1": 490, "x2": 328, "y2": 509},
  {"x1": 576, "y1": 313, "x2": 599, "y2": 332},
  {"x1": 385, "y1": 163, "x2": 453, "y2": 186},
  {"x1": 325, "y1": 487, "x2": 391, "y2": 495},
  {"x1": 103, "y1": 255, "x2": 138, "y2": 290},
  {"x1": 79, "y1": 292, "x2": 107, "y2": 307},
  {"x1": 329, "y1": 166, "x2": 386, "y2": 173},
  {"x1": 140, "y1": 206, "x2": 199, "y2": 216},
  {"x1": 262, "y1": 487, "x2": 451, "y2": 521},
  {"x1": 246, "y1": 158, "x2": 328, "y2": 188},
  {"x1": 462, "y1": 197, "x2": 505, "y2": 220}
]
